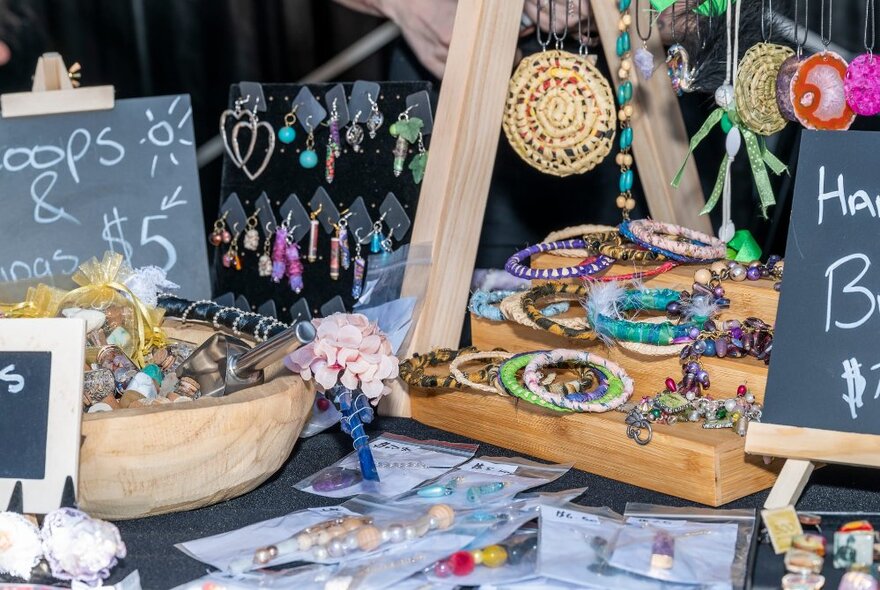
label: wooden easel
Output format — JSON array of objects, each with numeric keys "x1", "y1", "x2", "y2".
[
  {"x1": 383, "y1": 0, "x2": 709, "y2": 416},
  {"x1": 746, "y1": 423, "x2": 880, "y2": 508},
  {"x1": 0, "y1": 52, "x2": 114, "y2": 118}
]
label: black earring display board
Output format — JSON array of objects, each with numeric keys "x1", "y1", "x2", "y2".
[{"x1": 215, "y1": 82, "x2": 432, "y2": 320}]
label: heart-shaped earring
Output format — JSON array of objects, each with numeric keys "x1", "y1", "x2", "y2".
[
  {"x1": 231, "y1": 97, "x2": 276, "y2": 181},
  {"x1": 220, "y1": 95, "x2": 257, "y2": 169}
]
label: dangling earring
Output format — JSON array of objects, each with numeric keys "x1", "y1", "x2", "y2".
[
  {"x1": 337, "y1": 211, "x2": 352, "y2": 271},
  {"x1": 223, "y1": 225, "x2": 242, "y2": 270},
  {"x1": 243, "y1": 208, "x2": 261, "y2": 251},
  {"x1": 278, "y1": 105, "x2": 298, "y2": 144},
  {"x1": 390, "y1": 106, "x2": 423, "y2": 177},
  {"x1": 409, "y1": 132, "x2": 428, "y2": 184},
  {"x1": 271, "y1": 213, "x2": 292, "y2": 283},
  {"x1": 370, "y1": 216, "x2": 385, "y2": 254},
  {"x1": 308, "y1": 204, "x2": 323, "y2": 263},
  {"x1": 209, "y1": 211, "x2": 231, "y2": 246},
  {"x1": 352, "y1": 229, "x2": 367, "y2": 300},
  {"x1": 326, "y1": 99, "x2": 342, "y2": 184},
  {"x1": 346, "y1": 110, "x2": 364, "y2": 153},
  {"x1": 286, "y1": 228, "x2": 305, "y2": 294},
  {"x1": 258, "y1": 223, "x2": 274, "y2": 277},
  {"x1": 366, "y1": 93, "x2": 384, "y2": 139},
  {"x1": 230, "y1": 96, "x2": 275, "y2": 181},
  {"x1": 300, "y1": 116, "x2": 319, "y2": 169},
  {"x1": 220, "y1": 95, "x2": 253, "y2": 169},
  {"x1": 381, "y1": 226, "x2": 395, "y2": 255}
]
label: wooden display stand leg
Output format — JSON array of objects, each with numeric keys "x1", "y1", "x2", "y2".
[{"x1": 763, "y1": 459, "x2": 815, "y2": 509}]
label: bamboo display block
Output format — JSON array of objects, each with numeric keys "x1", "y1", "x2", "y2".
[{"x1": 410, "y1": 259, "x2": 782, "y2": 505}]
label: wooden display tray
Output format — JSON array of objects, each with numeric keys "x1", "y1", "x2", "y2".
[{"x1": 410, "y1": 259, "x2": 783, "y2": 505}]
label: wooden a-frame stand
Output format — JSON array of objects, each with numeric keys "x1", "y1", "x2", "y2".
[{"x1": 384, "y1": 0, "x2": 709, "y2": 416}]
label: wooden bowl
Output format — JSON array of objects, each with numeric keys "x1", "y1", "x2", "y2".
[{"x1": 78, "y1": 321, "x2": 314, "y2": 520}]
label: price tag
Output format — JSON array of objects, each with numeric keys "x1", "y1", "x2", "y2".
[
  {"x1": 371, "y1": 438, "x2": 418, "y2": 454},
  {"x1": 627, "y1": 517, "x2": 689, "y2": 529},
  {"x1": 459, "y1": 459, "x2": 518, "y2": 475},
  {"x1": 307, "y1": 506, "x2": 358, "y2": 518},
  {"x1": 541, "y1": 505, "x2": 601, "y2": 526}
]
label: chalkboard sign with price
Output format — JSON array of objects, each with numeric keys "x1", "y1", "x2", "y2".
[
  {"x1": 746, "y1": 130, "x2": 880, "y2": 507},
  {"x1": 0, "y1": 95, "x2": 210, "y2": 299}
]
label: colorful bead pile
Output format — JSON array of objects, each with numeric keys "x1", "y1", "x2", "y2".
[{"x1": 433, "y1": 536, "x2": 537, "y2": 578}]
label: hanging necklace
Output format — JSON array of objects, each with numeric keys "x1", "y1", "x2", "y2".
[
  {"x1": 666, "y1": 0, "x2": 695, "y2": 95},
  {"x1": 614, "y1": 0, "x2": 637, "y2": 218},
  {"x1": 734, "y1": 0, "x2": 794, "y2": 136},
  {"x1": 845, "y1": 0, "x2": 880, "y2": 116},
  {"x1": 776, "y1": 0, "x2": 808, "y2": 122},
  {"x1": 790, "y1": 0, "x2": 856, "y2": 130},
  {"x1": 502, "y1": 0, "x2": 616, "y2": 177},
  {"x1": 633, "y1": 0, "x2": 655, "y2": 79}
]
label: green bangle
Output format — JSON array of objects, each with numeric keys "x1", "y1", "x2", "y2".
[{"x1": 498, "y1": 353, "x2": 625, "y2": 412}]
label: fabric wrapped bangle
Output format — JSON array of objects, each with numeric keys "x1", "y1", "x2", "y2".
[
  {"x1": 543, "y1": 224, "x2": 618, "y2": 258},
  {"x1": 469, "y1": 289, "x2": 569, "y2": 322},
  {"x1": 399, "y1": 347, "x2": 494, "y2": 389},
  {"x1": 521, "y1": 283, "x2": 596, "y2": 340},
  {"x1": 523, "y1": 349, "x2": 634, "y2": 412},
  {"x1": 505, "y1": 240, "x2": 615, "y2": 280},
  {"x1": 619, "y1": 220, "x2": 726, "y2": 262},
  {"x1": 499, "y1": 290, "x2": 586, "y2": 331},
  {"x1": 449, "y1": 350, "x2": 513, "y2": 395},
  {"x1": 582, "y1": 230, "x2": 668, "y2": 263},
  {"x1": 588, "y1": 288, "x2": 703, "y2": 346}
]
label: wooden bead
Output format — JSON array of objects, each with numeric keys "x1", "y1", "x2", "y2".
[
  {"x1": 429, "y1": 504, "x2": 455, "y2": 529},
  {"x1": 355, "y1": 525, "x2": 382, "y2": 552},
  {"x1": 710, "y1": 261, "x2": 728, "y2": 273},
  {"x1": 616, "y1": 195, "x2": 627, "y2": 208},
  {"x1": 621, "y1": 59, "x2": 632, "y2": 70},
  {"x1": 694, "y1": 268, "x2": 713, "y2": 285},
  {"x1": 618, "y1": 110, "x2": 628, "y2": 122},
  {"x1": 619, "y1": 68, "x2": 629, "y2": 79},
  {"x1": 615, "y1": 153, "x2": 625, "y2": 166},
  {"x1": 622, "y1": 14, "x2": 632, "y2": 26},
  {"x1": 624, "y1": 105, "x2": 634, "y2": 117},
  {"x1": 619, "y1": 20, "x2": 628, "y2": 31},
  {"x1": 625, "y1": 197, "x2": 637, "y2": 211},
  {"x1": 624, "y1": 154, "x2": 634, "y2": 166}
]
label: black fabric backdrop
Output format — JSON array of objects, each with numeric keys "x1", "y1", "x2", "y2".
[{"x1": 99, "y1": 417, "x2": 880, "y2": 589}]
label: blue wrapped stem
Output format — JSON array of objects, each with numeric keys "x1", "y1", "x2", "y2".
[{"x1": 332, "y1": 385, "x2": 379, "y2": 482}]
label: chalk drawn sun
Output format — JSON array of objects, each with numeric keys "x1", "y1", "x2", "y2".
[{"x1": 140, "y1": 96, "x2": 193, "y2": 177}]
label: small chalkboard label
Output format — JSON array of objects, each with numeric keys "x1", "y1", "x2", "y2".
[
  {"x1": 0, "y1": 319, "x2": 85, "y2": 514},
  {"x1": 0, "y1": 95, "x2": 210, "y2": 299},
  {"x1": 763, "y1": 130, "x2": 880, "y2": 435}
]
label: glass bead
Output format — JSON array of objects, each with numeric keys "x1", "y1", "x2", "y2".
[
  {"x1": 434, "y1": 560, "x2": 453, "y2": 578},
  {"x1": 704, "y1": 339, "x2": 716, "y2": 356},
  {"x1": 620, "y1": 127, "x2": 633, "y2": 149},
  {"x1": 299, "y1": 149, "x2": 318, "y2": 169},
  {"x1": 481, "y1": 545, "x2": 508, "y2": 568},
  {"x1": 278, "y1": 126, "x2": 296, "y2": 144},
  {"x1": 450, "y1": 550, "x2": 476, "y2": 576},
  {"x1": 746, "y1": 266, "x2": 762, "y2": 280},
  {"x1": 720, "y1": 112, "x2": 733, "y2": 133},
  {"x1": 618, "y1": 0, "x2": 631, "y2": 9}
]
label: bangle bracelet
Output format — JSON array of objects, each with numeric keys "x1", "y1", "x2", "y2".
[
  {"x1": 587, "y1": 288, "x2": 704, "y2": 345},
  {"x1": 619, "y1": 220, "x2": 726, "y2": 262},
  {"x1": 400, "y1": 347, "x2": 494, "y2": 389},
  {"x1": 450, "y1": 350, "x2": 512, "y2": 395},
  {"x1": 469, "y1": 289, "x2": 569, "y2": 322},
  {"x1": 543, "y1": 224, "x2": 618, "y2": 258},
  {"x1": 583, "y1": 230, "x2": 668, "y2": 262},
  {"x1": 521, "y1": 283, "x2": 596, "y2": 340},
  {"x1": 523, "y1": 349, "x2": 634, "y2": 412},
  {"x1": 500, "y1": 289, "x2": 587, "y2": 332},
  {"x1": 586, "y1": 260, "x2": 680, "y2": 283},
  {"x1": 505, "y1": 240, "x2": 615, "y2": 280}
]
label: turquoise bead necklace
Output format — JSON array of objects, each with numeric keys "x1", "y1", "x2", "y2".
[{"x1": 615, "y1": 0, "x2": 638, "y2": 219}]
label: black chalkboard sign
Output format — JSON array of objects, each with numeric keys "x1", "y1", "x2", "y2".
[
  {"x1": 763, "y1": 130, "x2": 880, "y2": 436},
  {"x1": 0, "y1": 352, "x2": 51, "y2": 479},
  {"x1": 0, "y1": 95, "x2": 210, "y2": 299}
]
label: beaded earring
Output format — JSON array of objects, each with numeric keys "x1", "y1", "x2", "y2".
[
  {"x1": 278, "y1": 105, "x2": 298, "y2": 144},
  {"x1": 326, "y1": 99, "x2": 342, "y2": 184},
  {"x1": 299, "y1": 116, "x2": 319, "y2": 169},
  {"x1": 222, "y1": 225, "x2": 242, "y2": 270},
  {"x1": 208, "y1": 211, "x2": 231, "y2": 246},
  {"x1": 271, "y1": 213, "x2": 292, "y2": 283},
  {"x1": 285, "y1": 228, "x2": 305, "y2": 294},
  {"x1": 352, "y1": 229, "x2": 367, "y2": 300},
  {"x1": 258, "y1": 223, "x2": 273, "y2": 277},
  {"x1": 337, "y1": 211, "x2": 352, "y2": 271},
  {"x1": 346, "y1": 110, "x2": 364, "y2": 152},
  {"x1": 308, "y1": 204, "x2": 323, "y2": 263},
  {"x1": 389, "y1": 105, "x2": 424, "y2": 177},
  {"x1": 369, "y1": 215, "x2": 385, "y2": 254},
  {"x1": 410, "y1": 131, "x2": 428, "y2": 184},
  {"x1": 243, "y1": 208, "x2": 261, "y2": 251},
  {"x1": 366, "y1": 93, "x2": 384, "y2": 139}
]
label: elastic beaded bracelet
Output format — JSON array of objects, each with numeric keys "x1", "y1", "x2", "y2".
[
  {"x1": 521, "y1": 283, "x2": 597, "y2": 340},
  {"x1": 692, "y1": 256, "x2": 784, "y2": 292},
  {"x1": 588, "y1": 288, "x2": 704, "y2": 345},
  {"x1": 619, "y1": 220, "x2": 726, "y2": 262},
  {"x1": 523, "y1": 349, "x2": 634, "y2": 412},
  {"x1": 543, "y1": 224, "x2": 618, "y2": 258},
  {"x1": 449, "y1": 350, "x2": 513, "y2": 395},
  {"x1": 505, "y1": 240, "x2": 615, "y2": 280},
  {"x1": 500, "y1": 290, "x2": 587, "y2": 332},
  {"x1": 469, "y1": 289, "x2": 569, "y2": 322},
  {"x1": 400, "y1": 347, "x2": 494, "y2": 389}
]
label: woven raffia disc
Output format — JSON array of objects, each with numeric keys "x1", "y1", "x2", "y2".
[
  {"x1": 503, "y1": 50, "x2": 616, "y2": 177},
  {"x1": 734, "y1": 43, "x2": 794, "y2": 136}
]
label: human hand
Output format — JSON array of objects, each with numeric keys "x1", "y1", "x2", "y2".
[{"x1": 378, "y1": 0, "x2": 458, "y2": 79}]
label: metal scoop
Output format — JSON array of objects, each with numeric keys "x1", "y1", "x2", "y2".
[{"x1": 176, "y1": 320, "x2": 316, "y2": 398}]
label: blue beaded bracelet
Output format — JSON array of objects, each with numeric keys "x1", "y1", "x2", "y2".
[{"x1": 469, "y1": 289, "x2": 569, "y2": 322}]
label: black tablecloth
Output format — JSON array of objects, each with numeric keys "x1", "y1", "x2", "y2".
[{"x1": 108, "y1": 417, "x2": 880, "y2": 589}]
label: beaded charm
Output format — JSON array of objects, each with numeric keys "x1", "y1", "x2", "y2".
[
  {"x1": 299, "y1": 117, "x2": 318, "y2": 169},
  {"x1": 346, "y1": 112, "x2": 365, "y2": 152},
  {"x1": 308, "y1": 205, "x2": 322, "y2": 263},
  {"x1": 208, "y1": 211, "x2": 231, "y2": 246},
  {"x1": 389, "y1": 108, "x2": 423, "y2": 178},
  {"x1": 278, "y1": 107, "x2": 298, "y2": 144},
  {"x1": 329, "y1": 234, "x2": 340, "y2": 280},
  {"x1": 285, "y1": 234, "x2": 304, "y2": 294},
  {"x1": 258, "y1": 230, "x2": 273, "y2": 277},
  {"x1": 338, "y1": 221, "x2": 350, "y2": 270},
  {"x1": 325, "y1": 99, "x2": 341, "y2": 184},
  {"x1": 243, "y1": 208, "x2": 261, "y2": 251},
  {"x1": 352, "y1": 240, "x2": 366, "y2": 300},
  {"x1": 271, "y1": 225, "x2": 288, "y2": 283}
]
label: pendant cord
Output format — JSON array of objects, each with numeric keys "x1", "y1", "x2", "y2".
[
  {"x1": 537, "y1": 0, "x2": 550, "y2": 49},
  {"x1": 866, "y1": 0, "x2": 875, "y2": 54},
  {"x1": 635, "y1": 0, "x2": 652, "y2": 42},
  {"x1": 578, "y1": 0, "x2": 593, "y2": 55},
  {"x1": 794, "y1": 0, "x2": 809, "y2": 57},
  {"x1": 761, "y1": 0, "x2": 773, "y2": 42},
  {"x1": 820, "y1": 0, "x2": 833, "y2": 48}
]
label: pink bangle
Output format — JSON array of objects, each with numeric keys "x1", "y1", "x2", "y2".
[
  {"x1": 522, "y1": 349, "x2": 634, "y2": 412},
  {"x1": 627, "y1": 220, "x2": 727, "y2": 260}
]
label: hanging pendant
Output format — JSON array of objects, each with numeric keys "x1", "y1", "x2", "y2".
[
  {"x1": 370, "y1": 230, "x2": 383, "y2": 254},
  {"x1": 346, "y1": 123, "x2": 364, "y2": 152},
  {"x1": 338, "y1": 225, "x2": 350, "y2": 270},
  {"x1": 308, "y1": 218, "x2": 320, "y2": 262},
  {"x1": 258, "y1": 253, "x2": 272, "y2": 277},
  {"x1": 389, "y1": 114, "x2": 423, "y2": 177},
  {"x1": 775, "y1": 55, "x2": 802, "y2": 122},
  {"x1": 791, "y1": 51, "x2": 856, "y2": 130},
  {"x1": 330, "y1": 235, "x2": 340, "y2": 280},
  {"x1": 845, "y1": 54, "x2": 880, "y2": 116},
  {"x1": 286, "y1": 240, "x2": 304, "y2": 294},
  {"x1": 271, "y1": 226, "x2": 288, "y2": 283},
  {"x1": 326, "y1": 113, "x2": 341, "y2": 183},
  {"x1": 634, "y1": 46, "x2": 655, "y2": 80},
  {"x1": 502, "y1": 50, "x2": 616, "y2": 177},
  {"x1": 366, "y1": 99, "x2": 384, "y2": 139},
  {"x1": 734, "y1": 43, "x2": 794, "y2": 136},
  {"x1": 243, "y1": 228, "x2": 259, "y2": 251},
  {"x1": 352, "y1": 255, "x2": 366, "y2": 300},
  {"x1": 666, "y1": 44, "x2": 695, "y2": 96}
]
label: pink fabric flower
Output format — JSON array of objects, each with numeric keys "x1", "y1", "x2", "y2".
[{"x1": 285, "y1": 313, "x2": 398, "y2": 404}]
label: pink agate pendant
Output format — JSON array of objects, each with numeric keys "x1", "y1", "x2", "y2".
[{"x1": 845, "y1": 53, "x2": 880, "y2": 116}]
